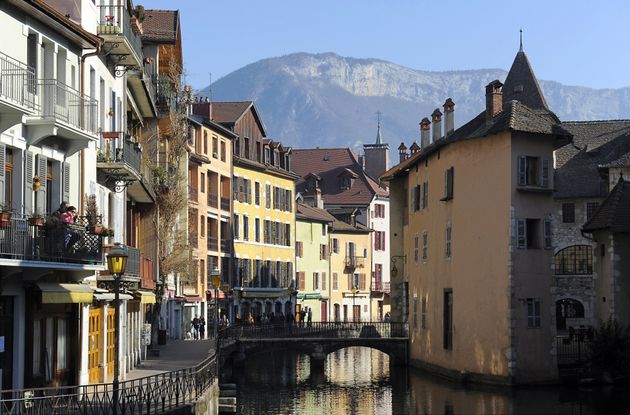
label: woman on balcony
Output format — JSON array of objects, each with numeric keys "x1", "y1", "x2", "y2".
[{"x1": 61, "y1": 206, "x2": 80, "y2": 252}]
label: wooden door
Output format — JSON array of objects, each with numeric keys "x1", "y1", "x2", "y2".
[
  {"x1": 106, "y1": 307, "x2": 115, "y2": 380},
  {"x1": 353, "y1": 305, "x2": 361, "y2": 322},
  {"x1": 88, "y1": 307, "x2": 102, "y2": 383},
  {"x1": 320, "y1": 301, "x2": 327, "y2": 322}
]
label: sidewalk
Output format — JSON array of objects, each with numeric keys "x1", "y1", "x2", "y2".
[{"x1": 125, "y1": 338, "x2": 215, "y2": 381}]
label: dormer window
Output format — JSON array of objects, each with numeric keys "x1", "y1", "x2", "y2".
[
  {"x1": 273, "y1": 150, "x2": 279, "y2": 166},
  {"x1": 264, "y1": 147, "x2": 270, "y2": 164},
  {"x1": 340, "y1": 177, "x2": 351, "y2": 190},
  {"x1": 337, "y1": 168, "x2": 358, "y2": 190}
]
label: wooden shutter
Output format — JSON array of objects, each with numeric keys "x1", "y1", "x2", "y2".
[
  {"x1": 382, "y1": 231, "x2": 386, "y2": 251},
  {"x1": 423, "y1": 181, "x2": 429, "y2": 208},
  {"x1": 0, "y1": 143, "x2": 5, "y2": 207},
  {"x1": 25, "y1": 151, "x2": 34, "y2": 213},
  {"x1": 518, "y1": 156, "x2": 526, "y2": 186},
  {"x1": 347, "y1": 274, "x2": 353, "y2": 290},
  {"x1": 516, "y1": 219, "x2": 526, "y2": 249},
  {"x1": 322, "y1": 272, "x2": 327, "y2": 291},
  {"x1": 359, "y1": 273, "x2": 366, "y2": 290},
  {"x1": 541, "y1": 158, "x2": 550, "y2": 188},
  {"x1": 299, "y1": 272, "x2": 305, "y2": 290},
  {"x1": 63, "y1": 161, "x2": 71, "y2": 203},
  {"x1": 35, "y1": 154, "x2": 47, "y2": 215},
  {"x1": 544, "y1": 219, "x2": 552, "y2": 249},
  {"x1": 313, "y1": 272, "x2": 317, "y2": 290}
]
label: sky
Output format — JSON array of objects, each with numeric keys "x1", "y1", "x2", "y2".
[{"x1": 140, "y1": 0, "x2": 630, "y2": 91}]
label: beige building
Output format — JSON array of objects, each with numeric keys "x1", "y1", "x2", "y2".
[{"x1": 382, "y1": 48, "x2": 572, "y2": 384}]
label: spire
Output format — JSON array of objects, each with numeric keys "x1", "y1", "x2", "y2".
[
  {"x1": 375, "y1": 111, "x2": 382, "y2": 145},
  {"x1": 502, "y1": 46, "x2": 549, "y2": 110},
  {"x1": 519, "y1": 29, "x2": 523, "y2": 52}
]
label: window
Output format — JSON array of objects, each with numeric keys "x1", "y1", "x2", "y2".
[
  {"x1": 200, "y1": 215, "x2": 205, "y2": 237},
  {"x1": 285, "y1": 189, "x2": 292, "y2": 212},
  {"x1": 374, "y1": 264, "x2": 382, "y2": 289},
  {"x1": 203, "y1": 131, "x2": 208, "y2": 155},
  {"x1": 322, "y1": 272, "x2": 327, "y2": 291},
  {"x1": 374, "y1": 231, "x2": 386, "y2": 251},
  {"x1": 332, "y1": 238, "x2": 339, "y2": 254},
  {"x1": 243, "y1": 216, "x2": 249, "y2": 241},
  {"x1": 527, "y1": 298, "x2": 541, "y2": 328},
  {"x1": 516, "y1": 219, "x2": 545, "y2": 249},
  {"x1": 544, "y1": 219, "x2": 552, "y2": 249},
  {"x1": 265, "y1": 184, "x2": 271, "y2": 208},
  {"x1": 363, "y1": 248, "x2": 368, "y2": 258},
  {"x1": 562, "y1": 203, "x2": 575, "y2": 223},
  {"x1": 255, "y1": 218, "x2": 260, "y2": 242},
  {"x1": 212, "y1": 136, "x2": 218, "y2": 158},
  {"x1": 332, "y1": 272, "x2": 338, "y2": 290},
  {"x1": 374, "y1": 203, "x2": 385, "y2": 218},
  {"x1": 443, "y1": 167, "x2": 454, "y2": 200},
  {"x1": 220, "y1": 141, "x2": 226, "y2": 162},
  {"x1": 443, "y1": 289, "x2": 453, "y2": 350},
  {"x1": 296, "y1": 241, "x2": 303, "y2": 257},
  {"x1": 421, "y1": 296, "x2": 427, "y2": 329},
  {"x1": 445, "y1": 223, "x2": 452, "y2": 258},
  {"x1": 313, "y1": 272, "x2": 319, "y2": 290},
  {"x1": 413, "y1": 297, "x2": 418, "y2": 329},
  {"x1": 586, "y1": 202, "x2": 600, "y2": 222},
  {"x1": 254, "y1": 182, "x2": 260, "y2": 206},
  {"x1": 422, "y1": 232, "x2": 428, "y2": 260},
  {"x1": 233, "y1": 214, "x2": 239, "y2": 240},
  {"x1": 518, "y1": 156, "x2": 550, "y2": 187},
  {"x1": 200, "y1": 173, "x2": 205, "y2": 193},
  {"x1": 285, "y1": 224, "x2": 291, "y2": 246},
  {"x1": 554, "y1": 245, "x2": 593, "y2": 275},
  {"x1": 412, "y1": 185, "x2": 421, "y2": 211},
  {"x1": 414, "y1": 235, "x2": 419, "y2": 262},
  {"x1": 320, "y1": 244, "x2": 327, "y2": 260},
  {"x1": 322, "y1": 224, "x2": 327, "y2": 236},
  {"x1": 422, "y1": 182, "x2": 429, "y2": 209}
]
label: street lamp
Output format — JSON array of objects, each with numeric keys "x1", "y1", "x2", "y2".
[
  {"x1": 210, "y1": 267, "x2": 221, "y2": 347},
  {"x1": 107, "y1": 243, "x2": 128, "y2": 415},
  {"x1": 351, "y1": 285, "x2": 358, "y2": 322}
]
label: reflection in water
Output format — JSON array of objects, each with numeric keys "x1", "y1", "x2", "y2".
[{"x1": 234, "y1": 347, "x2": 630, "y2": 415}]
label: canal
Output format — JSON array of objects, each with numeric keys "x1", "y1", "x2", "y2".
[{"x1": 231, "y1": 347, "x2": 630, "y2": 414}]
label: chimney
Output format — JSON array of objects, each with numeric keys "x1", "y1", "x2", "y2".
[
  {"x1": 409, "y1": 142, "x2": 420, "y2": 154},
  {"x1": 192, "y1": 101, "x2": 213, "y2": 120},
  {"x1": 314, "y1": 188, "x2": 323, "y2": 209},
  {"x1": 485, "y1": 80, "x2": 503, "y2": 120},
  {"x1": 420, "y1": 117, "x2": 431, "y2": 148},
  {"x1": 398, "y1": 142, "x2": 408, "y2": 163},
  {"x1": 443, "y1": 98, "x2": 455, "y2": 136},
  {"x1": 431, "y1": 108, "x2": 442, "y2": 143}
]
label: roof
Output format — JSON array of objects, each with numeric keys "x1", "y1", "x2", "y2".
[
  {"x1": 382, "y1": 100, "x2": 570, "y2": 181},
  {"x1": 296, "y1": 203, "x2": 336, "y2": 223},
  {"x1": 583, "y1": 179, "x2": 630, "y2": 233},
  {"x1": 330, "y1": 217, "x2": 371, "y2": 233},
  {"x1": 292, "y1": 148, "x2": 388, "y2": 206},
  {"x1": 554, "y1": 120, "x2": 630, "y2": 198},
  {"x1": 142, "y1": 10, "x2": 180, "y2": 43},
  {"x1": 210, "y1": 102, "x2": 255, "y2": 126},
  {"x1": 502, "y1": 50, "x2": 549, "y2": 110}
]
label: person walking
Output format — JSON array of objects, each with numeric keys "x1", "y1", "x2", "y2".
[
  {"x1": 192, "y1": 315, "x2": 200, "y2": 340},
  {"x1": 307, "y1": 307, "x2": 312, "y2": 327},
  {"x1": 300, "y1": 308, "x2": 306, "y2": 327},
  {"x1": 199, "y1": 316, "x2": 206, "y2": 339}
]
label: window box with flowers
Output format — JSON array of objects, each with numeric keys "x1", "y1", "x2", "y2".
[
  {"x1": 0, "y1": 204, "x2": 11, "y2": 228},
  {"x1": 28, "y1": 214, "x2": 45, "y2": 227},
  {"x1": 33, "y1": 176, "x2": 41, "y2": 191}
]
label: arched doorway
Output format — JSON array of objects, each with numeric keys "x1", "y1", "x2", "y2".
[
  {"x1": 334, "y1": 304, "x2": 341, "y2": 322},
  {"x1": 556, "y1": 298, "x2": 585, "y2": 330}
]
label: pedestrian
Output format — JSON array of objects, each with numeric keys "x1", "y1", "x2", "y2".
[
  {"x1": 300, "y1": 308, "x2": 306, "y2": 327},
  {"x1": 307, "y1": 307, "x2": 312, "y2": 327},
  {"x1": 192, "y1": 315, "x2": 200, "y2": 340},
  {"x1": 384, "y1": 312, "x2": 391, "y2": 322},
  {"x1": 199, "y1": 316, "x2": 206, "y2": 339}
]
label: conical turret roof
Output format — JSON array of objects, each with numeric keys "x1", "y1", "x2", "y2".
[{"x1": 502, "y1": 49, "x2": 549, "y2": 110}]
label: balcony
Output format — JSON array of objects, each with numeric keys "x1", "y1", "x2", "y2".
[
  {"x1": 207, "y1": 236, "x2": 218, "y2": 251},
  {"x1": 154, "y1": 73, "x2": 175, "y2": 112},
  {"x1": 344, "y1": 255, "x2": 365, "y2": 270},
  {"x1": 97, "y1": 132, "x2": 155, "y2": 203},
  {"x1": 371, "y1": 280, "x2": 390, "y2": 293},
  {"x1": 220, "y1": 197, "x2": 230, "y2": 211},
  {"x1": 207, "y1": 193, "x2": 218, "y2": 209},
  {"x1": 0, "y1": 51, "x2": 36, "y2": 132},
  {"x1": 97, "y1": 4, "x2": 144, "y2": 67},
  {"x1": 0, "y1": 214, "x2": 104, "y2": 267},
  {"x1": 22, "y1": 79, "x2": 99, "y2": 155}
]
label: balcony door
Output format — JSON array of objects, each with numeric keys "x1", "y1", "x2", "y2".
[
  {"x1": 88, "y1": 307, "x2": 103, "y2": 383},
  {"x1": 353, "y1": 305, "x2": 361, "y2": 322}
]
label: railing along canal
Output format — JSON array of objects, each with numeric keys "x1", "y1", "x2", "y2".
[{"x1": 0, "y1": 353, "x2": 217, "y2": 414}]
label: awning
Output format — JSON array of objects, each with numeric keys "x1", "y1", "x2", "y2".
[
  {"x1": 135, "y1": 290, "x2": 156, "y2": 304},
  {"x1": 93, "y1": 292, "x2": 134, "y2": 301},
  {"x1": 241, "y1": 289, "x2": 292, "y2": 299},
  {"x1": 175, "y1": 295, "x2": 202, "y2": 303},
  {"x1": 207, "y1": 290, "x2": 227, "y2": 299},
  {"x1": 37, "y1": 282, "x2": 94, "y2": 304},
  {"x1": 297, "y1": 293, "x2": 322, "y2": 300}
]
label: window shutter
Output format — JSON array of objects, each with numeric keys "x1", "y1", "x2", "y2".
[
  {"x1": 541, "y1": 158, "x2": 550, "y2": 188},
  {"x1": 382, "y1": 231, "x2": 386, "y2": 251},
  {"x1": 544, "y1": 219, "x2": 552, "y2": 249},
  {"x1": 359, "y1": 273, "x2": 366, "y2": 290},
  {"x1": 322, "y1": 272, "x2": 327, "y2": 291},
  {"x1": 410, "y1": 187, "x2": 415, "y2": 212},
  {"x1": 518, "y1": 156, "x2": 526, "y2": 186},
  {"x1": 63, "y1": 162, "x2": 71, "y2": 203},
  {"x1": 0, "y1": 143, "x2": 5, "y2": 207},
  {"x1": 444, "y1": 169, "x2": 448, "y2": 199},
  {"x1": 374, "y1": 232, "x2": 379, "y2": 250},
  {"x1": 299, "y1": 272, "x2": 305, "y2": 291},
  {"x1": 25, "y1": 151, "x2": 34, "y2": 213},
  {"x1": 35, "y1": 154, "x2": 47, "y2": 215},
  {"x1": 516, "y1": 219, "x2": 526, "y2": 249},
  {"x1": 312, "y1": 272, "x2": 317, "y2": 290}
]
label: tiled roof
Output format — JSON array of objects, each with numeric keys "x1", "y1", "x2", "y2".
[
  {"x1": 210, "y1": 101, "x2": 255, "y2": 126},
  {"x1": 142, "y1": 10, "x2": 179, "y2": 43},
  {"x1": 554, "y1": 120, "x2": 630, "y2": 198},
  {"x1": 296, "y1": 203, "x2": 336, "y2": 223},
  {"x1": 330, "y1": 217, "x2": 371, "y2": 233},
  {"x1": 502, "y1": 50, "x2": 549, "y2": 110},
  {"x1": 583, "y1": 179, "x2": 630, "y2": 233},
  {"x1": 292, "y1": 148, "x2": 388, "y2": 206}
]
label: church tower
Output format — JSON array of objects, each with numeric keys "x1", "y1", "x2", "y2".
[{"x1": 363, "y1": 114, "x2": 389, "y2": 183}]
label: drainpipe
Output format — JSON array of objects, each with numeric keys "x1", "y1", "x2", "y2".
[{"x1": 79, "y1": 43, "x2": 102, "y2": 212}]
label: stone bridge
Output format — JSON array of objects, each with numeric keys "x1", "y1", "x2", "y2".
[{"x1": 217, "y1": 322, "x2": 408, "y2": 377}]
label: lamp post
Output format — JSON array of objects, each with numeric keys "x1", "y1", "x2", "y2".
[
  {"x1": 351, "y1": 285, "x2": 357, "y2": 322},
  {"x1": 107, "y1": 243, "x2": 128, "y2": 415},
  {"x1": 210, "y1": 267, "x2": 221, "y2": 349}
]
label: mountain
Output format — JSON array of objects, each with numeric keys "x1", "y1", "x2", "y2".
[{"x1": 198, "y1": 52, "x2": 630, "y2": 150}]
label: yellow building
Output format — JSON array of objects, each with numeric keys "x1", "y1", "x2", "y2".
[
  {"x1": 196, "y1": 102, "x2": 299, "y2": 322},
  {"x1": 186, "y1": 113, "x2": 235, "y2": 336},
  {"x1": 328, "y1": 212, "x2": 372, "y2": 322}
]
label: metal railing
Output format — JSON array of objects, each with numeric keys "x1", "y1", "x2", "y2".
[
  {"x1": 219, "y1": 322, "x2": 408, "y2": 344},
  {"x1": 98, "y1": 132, "x2": 142, "y2": 174},
  {"x1": 154, "y1": 73, "x2": 175, "y2": 111},
  {"x1": 97, "y1": 4, "x2": 144, "y2": 64},
  {"x1": 207, "y1": 193, "x2": 218, "y2": 209},
  {"x1": 371, "y1": 280, "x2": 390, "y2": 292},
  {"x1": 557, "y1": 335, "x2": 591, "y2": 366},
  {"x1": 344, "y1": 255, "x2": 365, "y2": 269},
  {"x1": 0, "y1": 352, "x2": 217, "y2": 415},
  {"x1": 220, "y1": 197, "x2": 230, "y2": 211},
  {"x1": 126, "y1": 246, "x2": 141, "y2": 276},
  {"x1": 34, "y1": 79, "x2": 98, "y2": 134},
  {"x1": 207, "y1": 236, "x2": 218, "y2": 251},
  {"x1": 0, "y1": 51, "x2": 36, "y2": 110},
  {"x1": 0, "y1": 214, "x2": 103, "y2": 265}
]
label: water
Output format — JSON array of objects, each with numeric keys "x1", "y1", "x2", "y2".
[{"x1": 232, "y1": 347, "x2": 630, "y2": 414}]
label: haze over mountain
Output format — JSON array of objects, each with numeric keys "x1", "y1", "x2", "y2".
[{"x1": 198, "y1": 52, "x2": 630, "y2": 151}]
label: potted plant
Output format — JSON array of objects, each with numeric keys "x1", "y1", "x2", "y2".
[
  {"x1": 85, "y1": 194, "x2": 102, "y2": 233},
  {"x1": 28, "y1": 213, "x2": 45, "y2": 227},
  {"x1": 33, "y1": 175, "x2": 41, "y2": 191},
  {"x1": 0, "y1": 204, "x2": 11, "y2": 228}
]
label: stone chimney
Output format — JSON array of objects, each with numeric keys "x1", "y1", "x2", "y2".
[
  {"x1": 420, "y1": 117, "x2": 431, "y2": 148},
  {"x1": 409, "y1": 142, "x2": 420, "y2": 154},
  {"x1": 431, "y1": 108, "x2": 442, "y2": 143},
  {"x1": 485, "y1": 80, "x2": 504, "y2": 120},
  {"x1": 443, "y1": 98, "x2": 455, "y2": 136},
  {"x1": 398, "y1": 142, "x2": 408, "y2": 163},
  {"x1": 192, "y1": 100, "x2": 213, "y2": 120}
]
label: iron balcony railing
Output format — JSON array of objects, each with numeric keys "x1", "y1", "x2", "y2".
[
  {"x1": 34, "y1": 79, "x2": 98, "y2": 134},
  {"x1": 557, "y1": 335, "x2": 591, "y2": 366},
  {"x1": 126, "y1": 246, "x2": 141, "y2": 276},
  {"x1": 0, "y1": 352, "x2": 217, "y2": 415},
  {"x1": 98, "y1": 132, "x2": 142, "y2": 175},
  {"x1": 154, "y1": 73, "x2": 175, "y2": 111},
  {"x1": 0, "y1": 51, "x2": 36, "y2": 110},
  {"x1": 371, "y1": 280, "x2": 390, "y2": 293},
  {"x1": 344, "y1": 255, "x2": 365, "y2": 269},
  {"x1": 97, "y1": 4, "x2": 144, "y2": 64},
  {"x1": 207, "y1": 236, "x2": 218, "y2": 251},
  {"x1": 0, "y1": 214, "x2": 104, "y2": 265}
]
